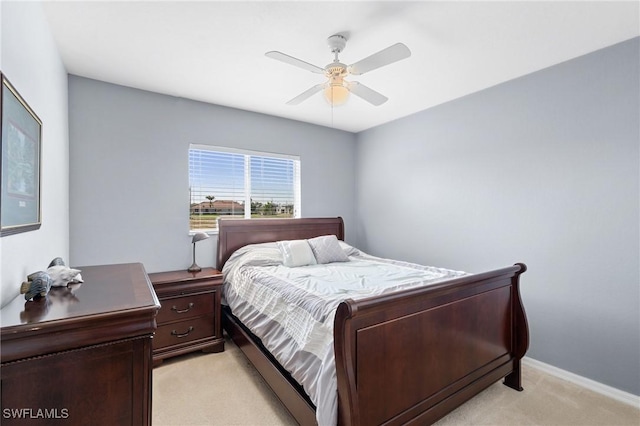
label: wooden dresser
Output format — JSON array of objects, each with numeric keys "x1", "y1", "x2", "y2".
[
  {"x1": 148, "y1": 268, "x2": 224, "y2": 365},
  {"x1": 0, "y1": 263, "x2": 160, "y2": 426}
]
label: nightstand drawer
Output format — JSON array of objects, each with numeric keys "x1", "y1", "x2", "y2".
[
  {"x1": 154, "y1": 316, "x2": 215, "y2": 349},
  {"x1": 156, "y1": 292, "x2": 214, "y2": 324},
  {"x1": 149, "y1": 268, "x2": 224, "y2": 364}
]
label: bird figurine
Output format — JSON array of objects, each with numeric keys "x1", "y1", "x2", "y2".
[
  {"x1": 47, "y1": 265, "x2": 83, "y2": 287},
  {"x1": 20, "y1": 258, "x2": 83, "y2": 301}
]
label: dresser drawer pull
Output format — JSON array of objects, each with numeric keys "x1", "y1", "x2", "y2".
[
  {"x1": 171, "y1": 303, "x2": 194, "y2": 314},
  {"x1": 170, "y1": 326, "x2": 194, "y2": 338}
]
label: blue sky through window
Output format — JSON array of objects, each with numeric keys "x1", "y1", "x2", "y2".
[{"x1": 189, "y1": 148, "x2": 295, "y2": 205}]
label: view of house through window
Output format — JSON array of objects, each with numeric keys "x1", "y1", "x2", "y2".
[{"x1": 189, "y1": 145, "x2": 301, "y2": 232}]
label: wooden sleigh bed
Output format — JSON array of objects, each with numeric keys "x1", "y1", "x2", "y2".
[{"x1": 217, "y1": 217, "x2": 529, "y2": 425}]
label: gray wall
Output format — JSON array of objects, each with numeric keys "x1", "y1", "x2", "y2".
[
  {"x1": 68, "y1": 76, "x2": 357, "y2": 273},
  {"x1": 0, "y1": 1, "x2": 69, "y2": 307},
  {"x1": 355, "y1": 38, "x2": 639, "y2": 395}
]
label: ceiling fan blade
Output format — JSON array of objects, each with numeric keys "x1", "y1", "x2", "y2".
[
  {"x1": 265, "y1": 51, "x2": 325, "y2": 74},
  {"x1": 286, "y1": 83, "x2": 326, "y2": 105},
  {"x1": 348, "y1": 82, "x2": 388, "y2": 106},
  {"x1": 349, "y1": 43, "x2": 411, "y2": 75}
]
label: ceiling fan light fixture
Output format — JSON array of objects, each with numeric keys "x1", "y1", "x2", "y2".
[
  {"x1": 324, "y1": 84, "x2": 350, "y2": 106},
  {"x1": 324, "y1": 80, "x2": 349, "y2": 106}
]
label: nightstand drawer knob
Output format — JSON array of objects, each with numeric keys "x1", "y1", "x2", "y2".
[
  {"x1": 171, "y1": 302, "x2": 195, "y2": 314},
  {"x1": 170, "y1": 326, "x2": 194, "y2": 338}
]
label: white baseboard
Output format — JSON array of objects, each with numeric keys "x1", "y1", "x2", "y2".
[{"x1": 523, "y1": 357, "x2": 640, "y2": 409}]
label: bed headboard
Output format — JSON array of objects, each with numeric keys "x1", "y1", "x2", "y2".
[{"x1": 216, "y1": 217, "x2": 345, "y2": 270}]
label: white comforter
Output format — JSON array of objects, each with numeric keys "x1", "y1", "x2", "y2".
[{"x1": 222, "y1": 242, "x2": 467, "y2": 425}]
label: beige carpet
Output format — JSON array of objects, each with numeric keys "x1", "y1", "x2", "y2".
[{"x1": 153, "y1": 336, "x2": 640, "y2": 425}]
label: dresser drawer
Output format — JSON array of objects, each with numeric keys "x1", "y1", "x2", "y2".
[
  {"x1": 154, "y1": 316, "x2": 215, "y2": 349},
  {"x1": 156, "y1": 292, "x2": 214, "y2": 324}
]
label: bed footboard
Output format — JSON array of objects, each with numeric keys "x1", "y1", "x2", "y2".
[{"x1": 333, "y1": 263, "x2": 528, "y2": 426}]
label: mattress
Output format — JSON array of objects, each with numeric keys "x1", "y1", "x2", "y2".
[{"x1": 222, "y1": 241, "x2": 467, "y2": 425}]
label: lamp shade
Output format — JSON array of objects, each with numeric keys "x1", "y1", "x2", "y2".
[{"x1": 191, "y1": 232, "x2": 209, "y2": 244}]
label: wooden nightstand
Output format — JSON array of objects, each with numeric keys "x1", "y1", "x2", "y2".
[{"x1": 148, "y1": 267, "x2": 224, "y2": 365}]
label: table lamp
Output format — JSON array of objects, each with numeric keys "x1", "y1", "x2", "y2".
[{"x1": 188, "y1": 232, "x2": 209, "y2": 273}]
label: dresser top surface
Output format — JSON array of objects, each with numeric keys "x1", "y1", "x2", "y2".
[{"x1": 1, "y1": 263, "x2": 160, "y2": 331}]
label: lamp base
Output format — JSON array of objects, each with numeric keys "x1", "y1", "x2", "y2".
[{"x1": 187, "y1": 263, "x2": 202, "y2": 273}]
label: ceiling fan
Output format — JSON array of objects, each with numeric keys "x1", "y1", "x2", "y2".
[{"x1": 266, "y1": 34, "x2": 411, "y2": 107}]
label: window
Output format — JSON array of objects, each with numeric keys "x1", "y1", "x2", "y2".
[{"x1": 189, "y1": 145, "x2": 301, "y2": 232}]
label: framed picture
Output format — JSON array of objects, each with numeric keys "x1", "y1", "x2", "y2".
[{"x1": 1, "y1": 72, "x2": 42, "y2": 236}]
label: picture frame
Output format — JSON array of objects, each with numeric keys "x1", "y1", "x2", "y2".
[{"x1": 1, "y1": 72, "x2": 42, "y2": 236}]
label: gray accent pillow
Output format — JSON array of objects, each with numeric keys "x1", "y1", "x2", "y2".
[{"x1": 307, "y1": 235, "x2": 350, "y2": 264}]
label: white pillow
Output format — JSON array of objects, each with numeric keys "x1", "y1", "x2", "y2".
[
  {"x1": 277, "y1": 240, "x2": 317, "y2": 267},
  {"x1": 307, "y1": 235, "x2": 350, "y2": 264}
]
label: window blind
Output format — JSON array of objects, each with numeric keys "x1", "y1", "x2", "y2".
[{"x1": 189, "y1": 145, "x2": 300, "y2": 232}]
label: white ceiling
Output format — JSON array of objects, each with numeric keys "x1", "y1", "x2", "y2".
[{"x1": 42, "y1": 1, "x2": 639, "y2": 133}]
